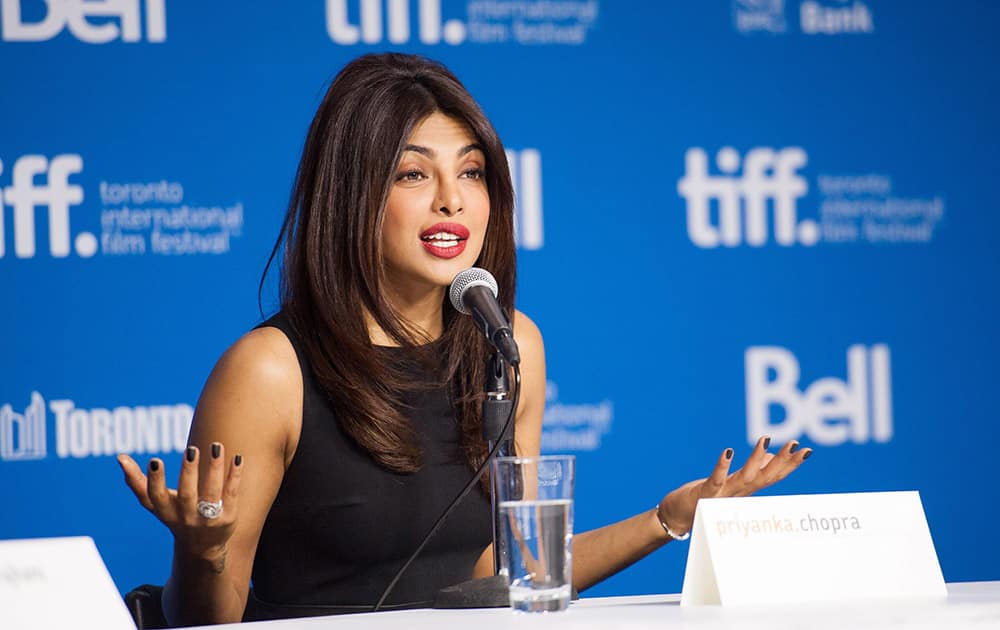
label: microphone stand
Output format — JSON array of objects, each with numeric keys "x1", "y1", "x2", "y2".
[
  {"x1": 432, "y1": 351, "x2": 513, "y2": 608},
  {"x1": 484, "y1": 353, "x2": 515, "y2": 577}
]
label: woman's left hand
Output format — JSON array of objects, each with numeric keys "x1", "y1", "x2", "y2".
[{"x1": 656, "y1": 436, "x2": 812, "y2": 537}]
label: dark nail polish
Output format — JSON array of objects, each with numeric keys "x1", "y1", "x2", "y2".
[
  {"x1": 762, "y1": 436, "x2": 771, "y2": 450},
  {"x1": 149, "y1": 460, "x2": 160, "y2": 472},
  {"x1": 186, "y1": 446, "x2": 197, "y2": 462},
  {"x1": 803, "y1": 450, "x2": 813, "y2": 460},
  {"x1": 211, "y1": 443, "x2": 221, "y2": 459},
  {"x1": 234, "y1": 454, "x2": 243, "y2": 467},
  {"x1": 725, "y1": 448, "x2": 733, "y2": 460},
  {"x1": 790, "y1": 442, "x2": 800, "y2": 454}
]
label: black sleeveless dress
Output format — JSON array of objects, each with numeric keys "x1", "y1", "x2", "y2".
[{"x1": 244, "y1": 314, "x2": 492, "y2": 620}]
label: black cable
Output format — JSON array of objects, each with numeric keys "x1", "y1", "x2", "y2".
[{"x1": 373, "y1": 364, "x2": 522, "y2": 612}]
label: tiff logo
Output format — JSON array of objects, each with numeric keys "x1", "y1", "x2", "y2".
[
  {"x1": 507, "y1": 149, "x2": 543, "y2": 251},
  {"x1": 1, "y1": 0, "x2": 166, "y2": 43},
  {"x1": 326, "y1": 0, "x2": 466, "y2": 45},
  {"x1": 0, "y1": 154, "x2": 96, "y2": 258},
  {"x1": 0, "y1": 392, "x2": 46, "y2": 461},
  {"x1": 746, "y1": 345, "x2": 892, "y2": 447},
  {"x1": 677, "y1": 147, "x2": 813, "y2": 248}
]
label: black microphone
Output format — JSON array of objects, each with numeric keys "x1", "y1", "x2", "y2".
[{"x1": 449, "y1": 268, "x2": 520, "y2": 365}]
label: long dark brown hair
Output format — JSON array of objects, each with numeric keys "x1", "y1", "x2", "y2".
[{"x1": 261, "y1": 53, "x2": 516, "y2": 474}]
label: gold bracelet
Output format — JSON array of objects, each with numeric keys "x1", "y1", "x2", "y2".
[{"x1": 654, "y1": 506, "x2": 690, "y2": 541}]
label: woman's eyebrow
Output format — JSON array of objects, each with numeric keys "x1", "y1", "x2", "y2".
[
  {"x1": 402, "y1": 143, "x2": 484, "y2": 157},
  {"x1": 403, "y1": 144, "x2": 433, "y2": 157},
  {"x1": 459, "y1": 143, "x2": 484, "y2": 156}
]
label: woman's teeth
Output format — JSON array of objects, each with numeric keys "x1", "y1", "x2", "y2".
[{"x1": 422, "y1": 233, "x2": 461, "y2": 247}]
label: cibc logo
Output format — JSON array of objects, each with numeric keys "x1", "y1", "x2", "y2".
[
  {"x1": 677, "y1": 147, "x2": 812, "y2": 248},
  {"x1": 746, "y1": 345, "x2": 893, "y2": 446},
  {"x1": 0, "y1": 0, "x2": 166, "y2": 43},
  {"x1": 733, "y1": 0, "x2": 786, "y2": 34},
  {"x1": 0, "y1": 154, "x2": 93, "y2": 259},
  {"x1": 327, "y1": 0, "x2": 466, "y2": 45}
]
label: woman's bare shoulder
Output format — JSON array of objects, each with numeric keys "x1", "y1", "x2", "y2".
[
  {"x1": 190, "y1": 325, "x2": 303, "y2": 455},
  {"x1": 215, "y1": 325, "x2": 301, "y2": 386},
  {"x1": 512, "y1": 309, "x2": 544, "y2": 352},
  {"x1": 511, "y1": 309, "x2": 546, "y2": 456}
]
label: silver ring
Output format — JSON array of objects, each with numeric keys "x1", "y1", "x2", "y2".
[{"x1": 197, "y1": 499, "x2": 223, "y2": 520}]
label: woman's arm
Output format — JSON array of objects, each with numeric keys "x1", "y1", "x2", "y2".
[
  {"x1": 481, "y1": 312, "x2": 811, "y2": 592},
  {"x1": 118, "y1": 326, "x2": 302, "y2": 625},
  {"x1": 570, "y1": 437, "x2": 807, "y2": 590}
]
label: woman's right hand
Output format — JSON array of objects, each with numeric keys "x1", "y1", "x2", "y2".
[{"x1": 118, "y1": 444, "x2": 243, "y2": 564}]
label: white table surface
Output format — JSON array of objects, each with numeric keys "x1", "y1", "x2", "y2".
[{"x1": 199, "y1": 581, "x2": 1000, "y2": 629}]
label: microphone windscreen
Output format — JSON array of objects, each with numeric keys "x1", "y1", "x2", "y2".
[{"x1": 449, "y1": 267, "x2": 499, "y2": 315}]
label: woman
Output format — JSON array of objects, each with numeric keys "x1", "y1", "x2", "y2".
[{"x1": 118, "y1": 53, "x2": 811, "y2": 625}]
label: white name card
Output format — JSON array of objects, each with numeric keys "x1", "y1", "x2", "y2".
[
  {"x1": 0, "y1": 536, "x2": 136, "y2": 629},
  {"x1": 680, "y1": 491, "x2": 946, "y2": 606}
]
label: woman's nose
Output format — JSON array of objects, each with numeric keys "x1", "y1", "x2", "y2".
[{"x1": 435, "y1": 179, "x2": 463, "y2": 216}]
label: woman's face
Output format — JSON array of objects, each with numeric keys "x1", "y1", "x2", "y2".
[{"x1": 381, "y1": 112, "x2": 490, "y2": 295}]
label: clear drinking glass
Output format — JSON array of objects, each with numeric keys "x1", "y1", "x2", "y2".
[{"x1": 492, "y1": 455, "x2": 575, "y2": 612}]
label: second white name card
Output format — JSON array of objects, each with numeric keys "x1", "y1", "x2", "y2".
[{"x1": 680, "y1": 490, "x2": 946, "y2": 606}]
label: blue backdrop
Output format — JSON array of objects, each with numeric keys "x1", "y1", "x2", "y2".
[{"x1": 2, "y1": 0, "x2": 998, "y2": 600}]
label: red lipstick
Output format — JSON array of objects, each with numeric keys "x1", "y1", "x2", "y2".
[{"x1": 420, "y1": 222, "x2": 470, "y2": 259}]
